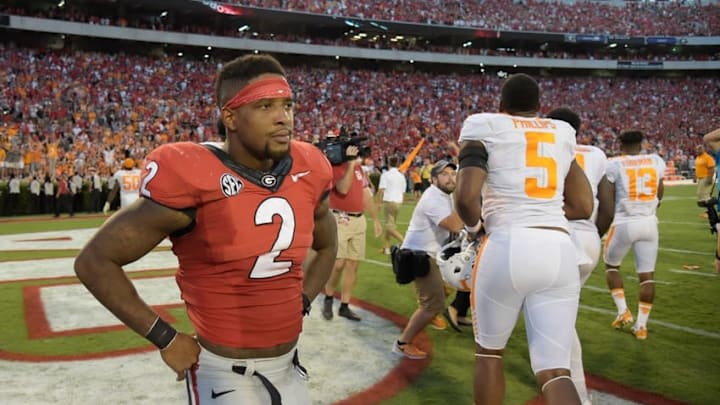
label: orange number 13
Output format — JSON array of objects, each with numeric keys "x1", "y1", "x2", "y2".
[
  {"x1": 525, "y1": 132, "x2": 557, "y2": 199},
  {"x1": 626, "y1": 167, "x2": 657, "y2": 201}
]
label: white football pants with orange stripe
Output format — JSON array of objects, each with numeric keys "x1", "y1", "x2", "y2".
[
  {"x1": 471, "y1": 227, "x2": 580, "y2": 373},
  {"x1": 603, "y1": 216, "x2": 659, "y2": 273},
  {"x1": 570, "y1": 227, "x2": 602, "y2": 284},
  {"x1": 186, "y1": 345, "x2": 311, "y2": 405}
]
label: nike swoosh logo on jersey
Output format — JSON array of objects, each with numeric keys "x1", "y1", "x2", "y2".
[
  {"x1": 291, "y1": 170, "x2": 311, "y2": 182},
  {"x1": 211, "y1": 389, "x2": 236, "y2": 399}
]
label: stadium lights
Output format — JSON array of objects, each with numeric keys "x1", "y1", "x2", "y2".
[
  {"x1": 177, "y1": 52, "x2": 183, "y2": 57},
  {"x1": 335, "y1": 55, "x2": 340, "y2": 60},
  {"x1": 238, "y1": 25, "x2": 250, "y2": 32},
  {"x1": 57, "y1": 0, "x2": 65, "y2": 7},
  {"x1": 253, "y1": 50, "x2": 259, "y2": 54},
  {"x1": 159, "y1": 11, "x2": 168, "y2": 18},
  {"x1": 609, "y1": 43, "x2": 618, "y2": 48},
  {"x1": 204, "y1": 54, "x2": 210, "y2": 59},
  {"x1": 344, "y1": 20, "x2": 361, "y2": 28},
  {"x1": 409, "y1": 60, "x2": 414, "y2": 63},
  {"x1": 207, "y1": 46, "x2": 212, "y2": 50},
  {"x1": 513, "y1": 64, "x2": 517, "y2": 68},
  {"x1": 462, "y1": 41, "x2": 472, "y2": 48}
]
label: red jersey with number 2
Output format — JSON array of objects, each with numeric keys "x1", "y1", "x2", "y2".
[{"x1": 140, "y1": 140, "x2": 332, "y2": 349}]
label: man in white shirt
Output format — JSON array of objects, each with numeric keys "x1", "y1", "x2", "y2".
[
  {"x1": 391, "y1": 160, "x2": 464, "y2": 359},
  {"x1": 30, "y1": 176, "x2": 42, "y2": 214},
  {"x1": 376, "y1": 156, "x2": 407, "y2": 254},
  {"x1": 455, "y1": 73, "x2": 592, "y2": 405},
  {"x1": 8, "y1": 174, "x2": 21, "y2": 216}
]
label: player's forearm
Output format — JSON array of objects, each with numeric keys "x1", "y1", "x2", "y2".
[
  {"x1": 703, "y1": 128, "x2": 720, "y2": 153},
  {"x1": 74, "y1": 251, "x2": 158, "y2": 337},
  {"x1": 305, "y1": 213, "x2": 338, "y2": 300},
  {"x1": 454, "y1": 168, "x2": 485, "y2": 226}
]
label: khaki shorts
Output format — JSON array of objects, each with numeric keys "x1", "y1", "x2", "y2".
[
  {"x1": 413, "y1": 258, "x2": 447, "y2": 314},
  {"x1": 335, "y1": 212, "x2": 366, "y2": 260},
  {"x1": 697, "y1": 176, "x2": 714, "y2": 201},
  {"x1": 383, "y1": 201, "x2": 401, "y2": 230}
]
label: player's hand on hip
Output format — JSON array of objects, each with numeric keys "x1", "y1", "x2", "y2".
[{"x1": 159, "y1": 332, "x2": 200, "y2": 381}]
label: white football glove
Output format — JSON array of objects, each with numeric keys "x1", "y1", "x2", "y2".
[{"x1": 102, "y1": 202, "x2": 110, "y2": 215}]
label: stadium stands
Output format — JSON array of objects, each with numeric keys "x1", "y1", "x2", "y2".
[{"x1": 1, "y1": 46, "x2": 717, "y2": 182}]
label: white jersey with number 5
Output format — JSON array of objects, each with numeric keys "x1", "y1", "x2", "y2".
[
  {"x1": 112, "y1": 168, "x2": 143, "y2": 209},
  {"x1": 571, "y1": 145, "x2": 608, "y2": 233},
  {"x1": 458, "y1": 113, "x2": 577, "y2": 233},
  {"x1": 606, "y1": 154, "x2": 666, "y2": 223}
]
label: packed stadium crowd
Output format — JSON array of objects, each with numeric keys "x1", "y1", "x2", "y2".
[
  {"x1": 1, "y1": 46, "x2": 717, "y2": 188},
  {"x1": 4, "y1": 5, "x2": 720, "y2": 63},
  {"x1": 232, "y1": 0, "x2": 719, "y2": 36}
]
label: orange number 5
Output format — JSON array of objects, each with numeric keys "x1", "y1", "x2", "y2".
[
  {"x1": 626, "y1": 167, "x2": 657, "y2": 201},
  {"x1": 122, "y1": 175, "x2": 140, "y2": 191},
  {"x1": 525, "y1": 132, "x2": 557, "y2": 199}
]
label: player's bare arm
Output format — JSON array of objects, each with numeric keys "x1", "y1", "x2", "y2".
[
  {"x1": 455, "y1": 141, "x2": 487, "y2": 228},
  {"x1": 595, "y1": 175, "x2": 615, "y2": 237},
  {"x1": 303, "y1": 195, "x2": 338, "y2": 301},
  {"x1": 657, "y1": 178, "x2": 665, "y2": 207},
  {"x1": 438, "y1": 211, "x2": 465, "y2": 233},
  {"x1": 563, "y1": 160, "x2": 593, "y2": 220},
  {"x1": 74, "y1": 198, "x2": 199, "y2": 380},
  {"x1": 703, "y1": 127, "x2": 720, "y2": 153}
]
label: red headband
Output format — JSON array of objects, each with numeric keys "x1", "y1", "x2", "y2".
[{"x1": 222, "y1": 76, "x2": 293, "y2": 110}]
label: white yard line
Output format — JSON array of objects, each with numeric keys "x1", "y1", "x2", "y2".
[{"x1": 668, "y1": 268, "x2": 718, "y2": 278}]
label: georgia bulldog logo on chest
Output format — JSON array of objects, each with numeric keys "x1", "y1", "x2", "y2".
[{"x1": 220, "y1": 173, "x2": 243, "y2": 197}]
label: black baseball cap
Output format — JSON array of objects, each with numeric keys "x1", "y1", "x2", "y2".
[{"x1": 431, "y1": 159, "x2": 458, "y2": 177}]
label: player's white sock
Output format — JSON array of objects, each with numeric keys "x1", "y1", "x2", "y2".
[
  {"x1": 636, "y1": 301, "x2": 653, "y2": 328},
  {"x1": 610, "y1": 288, "x2": 628, "y2": 315}
]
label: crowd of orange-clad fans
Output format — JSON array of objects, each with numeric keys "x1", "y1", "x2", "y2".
[{"x1": 2, "y1": 46, "x2": 718, "y2": 189}]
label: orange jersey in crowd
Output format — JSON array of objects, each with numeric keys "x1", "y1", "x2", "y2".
[{"x1": 140, "y1": 140, "x2": 332, "y2": 349}]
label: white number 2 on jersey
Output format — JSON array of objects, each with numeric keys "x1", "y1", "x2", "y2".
[{"x1": 250, "y1": 197, "x2": 296, "y2": 279}]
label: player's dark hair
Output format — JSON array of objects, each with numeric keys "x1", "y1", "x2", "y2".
[
  {"x1": 215, "y1": 54, "x2": 287, "y2": 107},
  {"x1": 500, "y1": 73, "x2": 539, "y2": 114},
  {"x1": 388, "y1": 155, "x2": 399, "y2": 167},
  {"x1": 547, "y1": 107, "x2": 581, "y2": 132},
  {"x1": 619, "y1": 130, "x2": 644, "y2": 145}
]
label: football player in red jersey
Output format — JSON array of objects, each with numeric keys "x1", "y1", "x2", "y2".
[{"x1": 75, "y1": 54, "x2": 337, "y2": 405}]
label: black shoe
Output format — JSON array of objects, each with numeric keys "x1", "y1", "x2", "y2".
[
  {"x1": 443, "y1": 308, "x2": 462, "y2": 332},
  {"x1": 322, "y1": 297, "x2": 333, "y2": 320},
  {"x1": 338, "y1": 305, "x2": 361, "y2": 321}
]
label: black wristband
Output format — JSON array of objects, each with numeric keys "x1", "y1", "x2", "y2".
[
  {"x1": 145, "y1": 317, "x2": 177, "y2": 350},
  {"x1": 302, "y1": 293, "x2": 311, "y2": 316}
]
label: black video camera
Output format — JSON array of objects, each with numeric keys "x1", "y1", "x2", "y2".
[
  {"x1": 316, "y1": 128, "x2": 371, "y2": 165},
  {"x1": 698, "y1": 197, "x2": 720, "y2": 234}
]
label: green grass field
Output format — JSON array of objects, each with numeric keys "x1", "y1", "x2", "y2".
[{"x1": 1, "y1": 184, "x2": 719, "y2": 404}]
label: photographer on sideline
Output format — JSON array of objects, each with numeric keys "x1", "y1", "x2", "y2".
[
  {"x1": 322, "y1": 145, "x2": 383, "y2": 321},
  {"x1": 702, "y1": 127, "x2": 720, "y2": 273}
]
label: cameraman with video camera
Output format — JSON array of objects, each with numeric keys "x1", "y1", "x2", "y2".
[
  {"x1": 320, "y1": 137, "x2": 383, "y2": 321},
  {"x1": 702, "y1": 127, "x2": 720, "y2": 273}
]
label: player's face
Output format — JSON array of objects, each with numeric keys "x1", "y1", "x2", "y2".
[
  {"x1": 232, "y1": 95, "x2": 295, "y2": 162},
  {"x1": 223, "y1": 74, "x2": 295, "y2": 164},
  {"x1": 434, "y1": 168, "x2": 457, "y2": 194}
]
